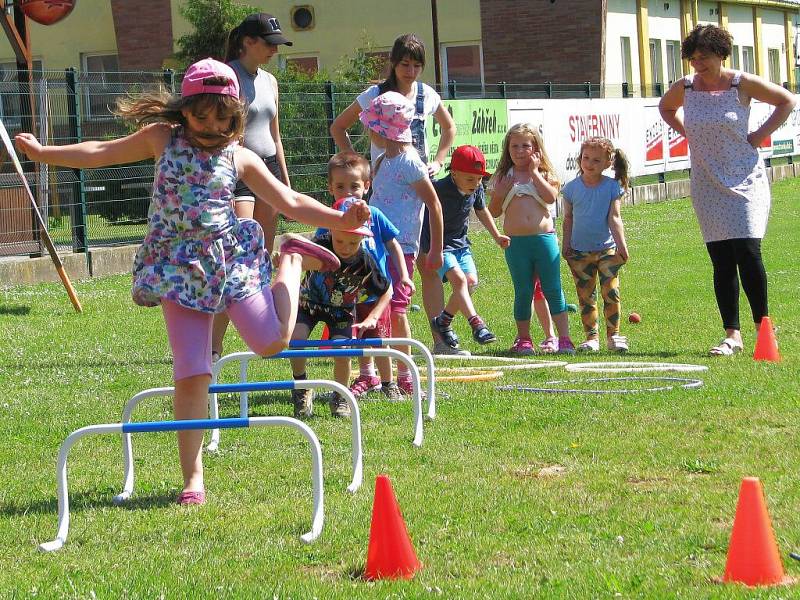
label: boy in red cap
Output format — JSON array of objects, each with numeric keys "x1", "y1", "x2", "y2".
[{"x1": 419, "y1": 145, "x2": 510, "y2": 352}]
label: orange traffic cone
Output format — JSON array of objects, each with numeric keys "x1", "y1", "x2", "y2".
[
  {"x1": 754, "y1": 317, "x2": 780, "y2": 362},
  {"x1": 723, "y1": 477, "x2": 793, "y2": 586},
  {"x1": 364, "y1": 474, "x2": 421, "y2": 581}
]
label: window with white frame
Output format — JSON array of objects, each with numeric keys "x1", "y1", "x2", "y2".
[
  {"x1": 441, "y1": 43, "x2": 483, "y2": 96},
  {"x1": 0, "y1": 60, "x2": 43, "y2": 128},
  {"x1": 81, "y1": 53, "x2": 120, "y2": 120},
  {"x1": 620, "y1": 37, "x2": 633, "y2": 88},
  {"x1": 666, "y1": 40, "x2": 682, "y2": 84},
  {"x1": 649, "y1": 39, "x2": 663, "y2": 88},
  {"x1": 742, "y1": 46, "x2": 755, "y2": 74},
  {"x1": 768, "y1": 48, "x2": 781, "y2": 84},
  {"x1": 731, "y1": 45, "x2": 740, "y2": 70}
]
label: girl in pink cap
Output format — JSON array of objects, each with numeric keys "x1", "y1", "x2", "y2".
[
  {"x1": 360, "y1": 91, "x2": 444, "y2": 397},
  {"x1": 15, "y1": 58, "x2": 370, "y2": 506}
]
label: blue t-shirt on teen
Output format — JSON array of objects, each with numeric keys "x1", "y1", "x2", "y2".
[{"x1": 562, "y1": 175, "x2": 624, "y2": 252}]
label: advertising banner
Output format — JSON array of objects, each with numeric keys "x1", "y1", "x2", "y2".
[{"x1": 425, "y1": 99, "x2": 507, "y2": 172}]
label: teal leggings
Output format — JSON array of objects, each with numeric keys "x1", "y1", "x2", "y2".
[{"x1": 504, "y1": 232, "x2": 567, "y2": 321}]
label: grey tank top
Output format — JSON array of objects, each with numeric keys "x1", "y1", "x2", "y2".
[{"x1": 228, "y1": 59, "x2": 277, "y2": 159}]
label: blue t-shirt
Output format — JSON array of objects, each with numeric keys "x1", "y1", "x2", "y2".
[
  {"x1": 562, "y1": 175, "x2": 624, "y2": 252},
  {"x1": 369, "y1": 149, "x2": 429, "y2": 255},
  {"x1": 420, "y1": 174, "x2": 486, "y2": 253}
]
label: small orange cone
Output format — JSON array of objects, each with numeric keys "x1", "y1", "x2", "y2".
[
  {"x1": 364, "y1": 474, "x2": 421, "y2": 580},
  {"x1": 754, "y1": 317, "x2": 781, "y2": 362},
  {"x1": 723, "y1": 477, "x2": 793, "y2": 586}
]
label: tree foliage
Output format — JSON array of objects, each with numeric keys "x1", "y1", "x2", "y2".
[{"x1": 174, "y1": 0, "x2": 258, "y2": 66}]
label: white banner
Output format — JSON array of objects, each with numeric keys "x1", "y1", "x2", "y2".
[{"x1": 506, "y1": 96, "x2": 798, "y2": 183}]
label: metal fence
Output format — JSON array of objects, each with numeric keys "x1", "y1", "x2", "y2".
[{"x1": 3, "y1": 69, "x2": 798, "y2": 259}]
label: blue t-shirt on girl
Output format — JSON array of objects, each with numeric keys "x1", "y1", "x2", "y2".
[
  {"x1": 368, "y1": 149, "x2": 429, "y2": 255},
  {"x1": 562, "y1": 175, "x2": 624, "y2": 252}
]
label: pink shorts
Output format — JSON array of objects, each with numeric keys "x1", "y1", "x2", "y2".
[
  {"x1": 387, "y1": 253, "x2": 416, "y2": 314},
  {"x1": 162, "y1": 288, "x2": 281, "y2": 381},
  {"x1": 355, "y1": 301, "x2": 392, "y2": 339}
]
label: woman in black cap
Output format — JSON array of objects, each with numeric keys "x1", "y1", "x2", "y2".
[{"x1": 213, "y1": 13, "x2": 293, "y2": 361}]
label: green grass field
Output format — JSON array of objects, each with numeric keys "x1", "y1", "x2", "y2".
[{"x1": 2, "y1": 180, "x2": 799, "y2": 598}]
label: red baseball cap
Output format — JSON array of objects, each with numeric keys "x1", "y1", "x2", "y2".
[
  {"x1": 449, "y1": 145, "x2": 490, "y2": 177},
  {"x1": 333, "y1": 196, "x2": 373, "y2": 237}
]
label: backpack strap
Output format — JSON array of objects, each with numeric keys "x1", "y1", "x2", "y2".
[{"x1": 415, "y1": 81, "x2": 425, "y2": 117}]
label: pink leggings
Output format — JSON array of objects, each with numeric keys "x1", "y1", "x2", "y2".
[{"x1": 162, "y1": 288, "x2": 282, "y2": 381}]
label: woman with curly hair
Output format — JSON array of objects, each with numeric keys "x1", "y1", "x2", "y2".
[{"x1": 659, "y1": 24, "x2": 795, "y2": 356}]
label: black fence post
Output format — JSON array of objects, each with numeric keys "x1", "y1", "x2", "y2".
[
  {"x1": 498, "y1": 81, "x2": 506, "y2": 99},
  {"x1": 546, "y1": 81, "x2": 553, "y2": 99},
  {"x1": 622, "y1": 82, "x2": 630, "y2": 98},
  {"x1": 655, "y1": 82, "x2": 663, "y2": 97},
  {"x1": 324, "y1": 81, "x2": 337, "y2": 157},
  {"x1": 163, "y1": 69, "x2": 175, "y2": 94},
  {"x1": 65, "y1": 68, "x2": 87, "y2": 253},
  {"x1": 586, "y1": 81, "x2": 592, "y2": 98}
]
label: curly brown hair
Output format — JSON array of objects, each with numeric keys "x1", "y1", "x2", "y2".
[{"x1": 681, "y1": 24, "x2": 733, "y2": 60}]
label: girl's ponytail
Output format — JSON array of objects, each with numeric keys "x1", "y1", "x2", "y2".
[
  {"x1": 224, "y1": 25, "x2": 243, "y2": 63},
  {"x1": 612, "y1": 148, "x2": 630, "y2": 191}
]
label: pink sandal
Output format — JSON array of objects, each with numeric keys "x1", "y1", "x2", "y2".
[
  {"x1": 280, "y1": 234, "x2": 341, "y2": 272},
  {"x1": 177, "y1": 489, "x2": 206, "y2": 506}
]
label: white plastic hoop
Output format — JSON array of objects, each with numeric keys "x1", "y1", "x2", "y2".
[
  {"x1": 565, "y1": 361, "x2": 709, "y2": 373},
  {"x1": 428, "y1": 355, "x2": 567, "y2": 371},
  {"x1": 497, "y1": 376, "x2": 704, "y2": 394}
]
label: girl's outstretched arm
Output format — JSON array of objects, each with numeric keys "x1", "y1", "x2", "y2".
[
  {"x1": 15, "y1": 122, "x2": 169, "y2": 168},
  {"x1": 236, "y1": 147, "x2": 369, "y2": 229}
]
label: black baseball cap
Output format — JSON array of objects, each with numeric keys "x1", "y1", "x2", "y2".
[{"x1": 239, "y1": 13, "x2": 293, "y2": 46}]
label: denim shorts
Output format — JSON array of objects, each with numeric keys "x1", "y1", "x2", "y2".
[{"x1": 438, "y1": 246, "x2": 477, "y2": 281}]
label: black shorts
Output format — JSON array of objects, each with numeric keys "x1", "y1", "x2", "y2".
[{"x1": 233, "y1": 155, "x2": 284, "y2": 198}]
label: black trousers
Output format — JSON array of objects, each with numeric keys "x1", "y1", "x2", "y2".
[{"x1": 705, "y1": 237, "x2": 768, "y2": 331}]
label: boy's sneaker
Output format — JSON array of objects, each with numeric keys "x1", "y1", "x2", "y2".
[
  {"x1": 328, "y1": 392, "x2": 351, "y2": 418},
  {"x1": 431, "y1": 316, "x2": 460, "y2": 348},
  {"x1": 350, "y1": 374, "x2": 381, "y2": 397},
  {"x1": 557, "y1": 337, "x2": 576, "y2": 355},
  {"x1": 291, "y1": 388, "x2": 313, "y2": 418},
  {"x1": 432, "y1": 341, "x2": 471, "y2": 356},
  {"x1": 381, "y1": 382, "x2": 404, "y2": 402},
  {"x1": 472, "y1": 324, "x2": 497, "y2": 345},
  {"x1": 510, "y1": 337, "x2": 535, "y2": 356}
]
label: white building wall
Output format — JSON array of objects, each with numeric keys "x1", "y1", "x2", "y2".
[
  {"x1": 762, "y1": 8, "x2": 789, "y2": 82},
  {"x1": 698, "y1": 1, "x2": 719, "y2": 26},
  {"x1": 606, "y1": 0, "x2": 640, "y2": 90},
  {"x1": 647, "y1": 0, "x2": 684, "y2": 84}
]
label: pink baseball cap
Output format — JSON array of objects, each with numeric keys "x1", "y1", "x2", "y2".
[
  {"x1": 181, "y1": 58, "x2": 240, "y2": 99},
  {"x1": 333, "y1": 196, "x2": 373, "y2": 237},
  {"x1": 359, "y1": 91, "x2": 414, "y2": 143}
]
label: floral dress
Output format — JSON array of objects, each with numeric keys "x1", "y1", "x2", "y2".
[
  {"x1": 132, "y1": 127, "x2": 271, "y2": 313},
  {"x1": 683, "y1": 72, "x2": 771, "y2": 243}
]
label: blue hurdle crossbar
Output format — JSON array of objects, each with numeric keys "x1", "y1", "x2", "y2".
[
  {"x1": 209, "y1": 345, "x2": 426, "y2": 451},
  {"x1": 287, "y1": 337, "x2": 436, "y2": 416},
  {"x1": 39, "y1": 416, "x2": 324, "y2": 553},
  {"x1": 115, "y1": 381, "x2": 363, "y2": 508}
]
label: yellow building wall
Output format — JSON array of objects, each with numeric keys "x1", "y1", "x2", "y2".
[
  {"x1": 0, "y1": 0, "x2": 117, "y2": 69},
  {"x1": 170, "y1": 0, "x2": 481, "y2": 84}
]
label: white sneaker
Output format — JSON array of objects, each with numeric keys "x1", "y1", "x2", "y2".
[{"x1": 433, "y1": 341, "x2": 471, "y2": 356}]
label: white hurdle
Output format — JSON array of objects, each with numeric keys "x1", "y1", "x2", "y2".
[
  {"x1": 208, "y1": 338, "x2": 435, "y2": 452},
  {"x1": 114, "y1": 380, "x2": 363, "y2": 503},
  {"x1": 38, "y1": 415, "x2": 324, "y2": 552}
]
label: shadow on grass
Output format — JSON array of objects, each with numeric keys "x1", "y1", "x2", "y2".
[
  {"x1": 0, "y1": 487, "x2": 175, "y2": 517},
  {"x1": 0, "y1": 305, "x2": 30, "y2": 316}
]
